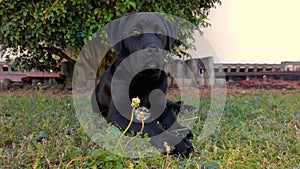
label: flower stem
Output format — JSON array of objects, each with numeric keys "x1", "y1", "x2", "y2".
[
  {"x1": 114, "y1": 105, "x2": 136, "y2": 153},
  {"x1": 125, "y1": 119, "x2": 145, "y2": 149}
]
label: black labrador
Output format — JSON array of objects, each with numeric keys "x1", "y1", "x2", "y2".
[{"x1": 92, "y1": 13, "x2": 194, "y2": 156}]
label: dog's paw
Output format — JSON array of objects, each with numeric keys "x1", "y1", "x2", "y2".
[
  {"x1": 150, "y1": 132, "x2": 194, "y2": 157},
  {"x1": 179, "y1": 104, "x2": 198, "y2": 114},
  {"x1": 167, "y1": 100, "x2": 198, "y2": 115},
  {"x1": 171, "y1": 137, "x2": 194, "y2": 157}
]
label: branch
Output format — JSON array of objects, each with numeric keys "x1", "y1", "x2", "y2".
[{"x1": 43, "y1": 46, "x2": 75, "y2": 63}]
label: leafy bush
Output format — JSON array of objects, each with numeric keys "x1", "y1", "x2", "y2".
[{"x1": 0, "y1": 0, "x2": 221, "y2": 71}]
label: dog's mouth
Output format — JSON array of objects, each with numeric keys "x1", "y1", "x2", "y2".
[
  {"x1": 136, "y1": 68, "x2": 162, "y2": 79},
  {"x1": 135, "y1": 57, "x2": 163, "y2": 70}
]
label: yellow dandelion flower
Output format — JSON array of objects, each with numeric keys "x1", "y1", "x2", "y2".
[{"x1": 131, "y1": 97, "x2": 140, "y2": 107}]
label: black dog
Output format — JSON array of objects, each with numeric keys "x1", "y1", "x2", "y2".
[{"x1": 92, "y1": 13, "x2": 194, "y2": 156}]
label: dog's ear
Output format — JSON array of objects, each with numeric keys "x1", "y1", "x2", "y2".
[
  {"x1": 105, "y1": 19, "x2": 123, "y2": 57},
  {"x1": 164, "y1": 20, "x2": 178, "y2": 51},
  {"x1": 105, "y1": 14, "x2": 133, "y2": 58}
]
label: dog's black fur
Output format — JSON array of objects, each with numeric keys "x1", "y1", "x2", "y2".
[{"x1": 92, "y1": 13, "x2": 194, "y2": 156}]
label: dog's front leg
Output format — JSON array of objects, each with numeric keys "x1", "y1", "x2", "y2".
[
  {"x1": 106, "y1": 105, "x2": 165, "y2": 136},
  {"x1": 158, "y1": 106, "x2": 194, "y2": 139},
  {"x1": 106, "y1": 105, "x2": 193, "y2": 155}
]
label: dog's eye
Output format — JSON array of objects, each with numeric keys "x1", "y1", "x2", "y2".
[
  {"x1": 156, "y1": 30, "x2": 163, "y2": 35},
  {"x1": 156, "y1": 30, "x2": 164, "y2": 38},
  {"x1": 132, "y1": 29, "x2": 141, "y2": 35}
]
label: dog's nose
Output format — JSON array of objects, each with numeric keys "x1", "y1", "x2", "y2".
[{"x1": 144, "y1": 44, "x2": 161, "y2": 56}]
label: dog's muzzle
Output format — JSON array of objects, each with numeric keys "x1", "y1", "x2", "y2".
[{"x1": 144, "y1": 44, "x2": 163, "y2": 69}]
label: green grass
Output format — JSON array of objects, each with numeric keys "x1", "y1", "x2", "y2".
[{"x1": 1, "y1": 90, "x2": 300, "y2": 168}]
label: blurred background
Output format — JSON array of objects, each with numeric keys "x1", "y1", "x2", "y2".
[{"x1": 204, "y1": 0, "x2": 300, "y2": 63}]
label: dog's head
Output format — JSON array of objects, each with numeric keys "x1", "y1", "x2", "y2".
[{"x1": 106, "y1": 12, "x2": 177, "y2": 67}]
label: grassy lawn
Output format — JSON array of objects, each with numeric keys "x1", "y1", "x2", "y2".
[{"x1": 1, "y1": 90, "x2": 299, "y2": 168}]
